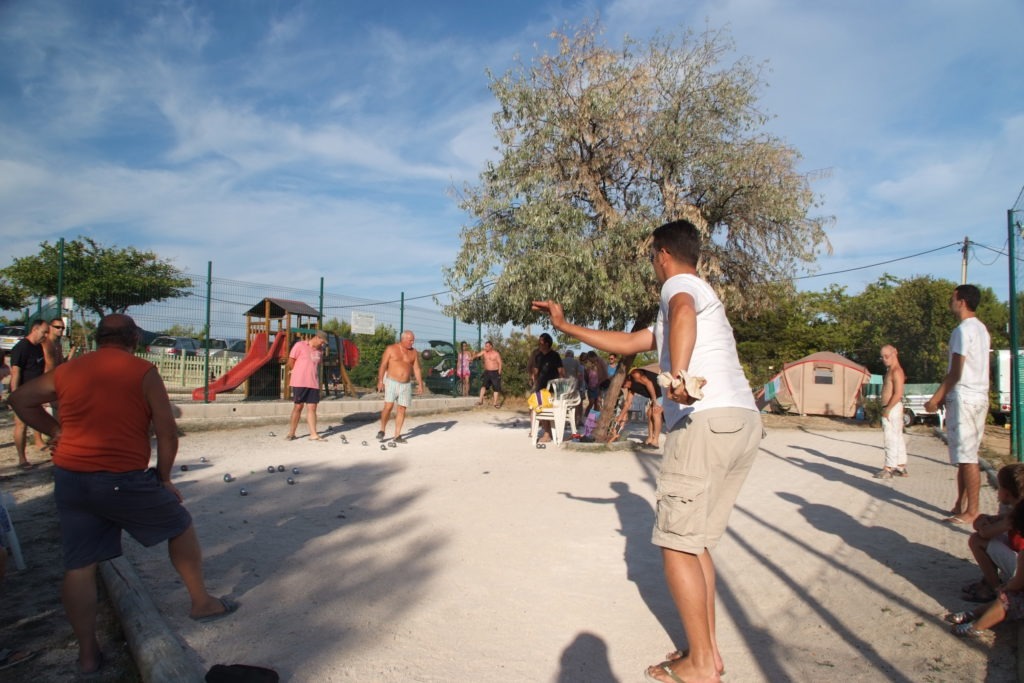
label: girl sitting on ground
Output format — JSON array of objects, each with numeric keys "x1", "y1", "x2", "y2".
[
  {"x1": 947, "y1": 499, "x2": 1024, "y2": 637},
  {"x1": 961, "y1": 463, "x2": 1024, "y2": 602}
]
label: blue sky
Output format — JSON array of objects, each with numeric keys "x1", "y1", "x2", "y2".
[{"x1": 1, "y1": 0, "x2": 1022, "y2": 309}]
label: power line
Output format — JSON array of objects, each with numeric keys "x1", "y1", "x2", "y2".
[
  {"x1": 971, "y1": 239, "x2": 1008, "y2": 266},
  {"x1": 788, "y1": 241, "x2": 962, "y2": 281}
]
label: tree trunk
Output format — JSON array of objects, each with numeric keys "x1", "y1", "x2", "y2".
[
  {"x1": 594, "y1": 360, "x2": 632, "y2": 441},
  {"x1": 592, "y1": 314, "x2": 657, "y2": 442}
]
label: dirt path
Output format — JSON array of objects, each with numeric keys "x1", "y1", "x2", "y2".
[
  {"x1": 0, "y1": 446, "x2": 139, "y2": 682},
  {"x1": 0, "y1": 408, "x2": 1016, "y2": 682}
]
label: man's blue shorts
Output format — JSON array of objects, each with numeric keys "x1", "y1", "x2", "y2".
[
  {"x1": 292, "y1": 387, "x2": 320, "y2": 404},
  {"x1": 54, "y1": 467, "x2": 193, "y2": 570}
]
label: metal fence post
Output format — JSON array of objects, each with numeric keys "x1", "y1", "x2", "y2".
[
  {"x1": 202, "y1": 262, "x2": 212, "y2": 403},
  {"x1": 1010, "y1": 203, "x2": 1023, "y2": 461}
]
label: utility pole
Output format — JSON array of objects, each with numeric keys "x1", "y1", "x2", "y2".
[{"x1": 960, "y1": 236, "x2": 970, "y2": 284}]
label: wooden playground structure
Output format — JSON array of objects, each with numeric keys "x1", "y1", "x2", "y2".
[{"x1": 240, "y1": 297, "x2": 355, "y2": 399}]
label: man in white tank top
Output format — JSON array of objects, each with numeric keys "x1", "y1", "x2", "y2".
[
  {"x1": 532, "y1": 219, "x2": 761, "y2": 683},
  {"x1": 925, "y1": 284, "x2": 991, "y2": 526}
]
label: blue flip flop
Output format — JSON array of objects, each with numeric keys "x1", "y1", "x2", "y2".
[{"x1": 191, "y1": 597, "x2": 239, "y2": 623}]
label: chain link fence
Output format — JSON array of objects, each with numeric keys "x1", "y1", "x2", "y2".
[{"x1": 24, "y1": 269, "x2": 507, "y2": 400}]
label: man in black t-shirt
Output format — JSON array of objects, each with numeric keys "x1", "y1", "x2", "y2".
[
  {"x1": 10, "y1": 319, "x2": 49, "y2": 468},
  {"x1": 530, "y1": 333, "x2": 564, "y2": 443},
  {"x1": 530, "y1": 333, "x2": 563, "y2": 392}
]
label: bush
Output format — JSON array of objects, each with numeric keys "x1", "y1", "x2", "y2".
[{"x1": 861, "y1": 397, "x2": 884, "y2": 427}]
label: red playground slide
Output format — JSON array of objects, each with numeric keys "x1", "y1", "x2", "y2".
[{"x1": 192, "y1": 332, "x2": 287, "y2": 401}]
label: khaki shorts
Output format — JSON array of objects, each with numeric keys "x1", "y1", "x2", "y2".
[{"x1": 653, "y1": 407, "x2": 762, "y2": 554}]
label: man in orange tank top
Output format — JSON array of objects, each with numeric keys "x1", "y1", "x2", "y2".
[{"x1": 10, "y1": 314, "x2": 237, "y2": 677}]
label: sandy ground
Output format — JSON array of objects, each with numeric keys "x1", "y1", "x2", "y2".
[
  {"x1": 130, "y1": 412, "x2": 1013, "y2": 682},
  {"x1": 0, "y1": 408, "x2": 1017, "y2": 682}
]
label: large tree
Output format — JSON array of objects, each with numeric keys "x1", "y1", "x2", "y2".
[
  {"x1": 0, "y1": 277, "x2": 28, "y2": 312},
  {"x1": 444, "y1": 21, "x2": 830, "y2": 436},
  {"x1": 3, "y1": 237, "x2": 192, "y2": 318}
]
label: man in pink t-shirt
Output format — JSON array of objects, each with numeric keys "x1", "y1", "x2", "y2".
[{"x1": 285, "y1": 330, "x2": 328, "y2": 441}]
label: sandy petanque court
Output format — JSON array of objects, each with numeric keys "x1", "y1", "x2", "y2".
[{"x1": 2, "y1": 407, "x2": 1018, "y2": 682}]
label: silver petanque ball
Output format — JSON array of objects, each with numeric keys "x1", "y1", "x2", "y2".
[
  {"x1": 292, "y1": 467, "x2": 300, "y2": 475},
  {"x1": 267, "y1": 466, "x2": 276, "y2": 473},
  {"x1": 277, "y1": 465, "x2": 285, "y2": 472},
  {"x1": 223, "y1": 474, "x2": 233, "y2": 483},
  {"x1": 239, "y1": 488, "x2": 248, "y2": 496},
  {"x1": 287, "y1": 477, "x2": 295, "y2": 485}
]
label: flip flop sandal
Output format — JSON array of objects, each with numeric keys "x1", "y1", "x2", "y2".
[
  {"x1": 644, "y1": 662, "x2": 686, "y2": 683},
  {"x1": 190, "y1": 597, "x2": 240, "y2": 623},
  {"x1": 664, "y1": 649, "x2": 726, "y2": 676},
  {"x1": 951, "y1": 621, "x2": 984, "y2": 638}
]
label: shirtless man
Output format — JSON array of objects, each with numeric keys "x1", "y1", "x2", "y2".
[
  {"x1": 43, "y1": 317, "x2": 68, "y2": 371},
  {"x1": 39, "y1": 317, "x2": 69, "y2": 431},
  {"x1": 376, "y1": 330, "x2": 424, "y2": 443},
  {"x1": 474, "y1": 340, "x2": 504, "y2": 408},
  {"x1": 614, "y1": 366, "x2": 664, "y2": 448},
  {"x1": 875, "y1": 344, "x2": 908, "y2": 479}
]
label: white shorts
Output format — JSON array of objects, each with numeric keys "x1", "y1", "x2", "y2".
[
  {"x1": 988, "y1": 534, "x2": 1019, "y2": 582},
  {"x1": 946, "y1": 393, "x2": 988, "y2": 465}
]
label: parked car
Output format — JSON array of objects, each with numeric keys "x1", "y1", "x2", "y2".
[
  {"x1": 205, "y1": 337, "x2": 247, "y2": 358},
  {"x1": 422, "y1": 339, "x2": 480, "y2": 396},
  {"x1": 902, "y1": 383, "x2": 943, "y2": 427},
  {"x1": 147, "y1": 336, "x2": 201, "y2": 356},
  {"x1": 0, "y1": 325, "x2": 25, "y2": 352}
]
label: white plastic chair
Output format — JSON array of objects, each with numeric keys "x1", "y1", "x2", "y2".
[
  {"x1": 0, "y1": 490, "x2": 25, "y2": 570},
  {"x1": 531, "y1": 378, "x2": 582, "y2": 446}
]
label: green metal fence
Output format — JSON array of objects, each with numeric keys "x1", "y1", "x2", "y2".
[
  {"x1": 25, "y1": 262, "x2": 504, "y2": 400},
  {"x1": 1009, "y1": 186, "x2": 1024, "y2": 459}
]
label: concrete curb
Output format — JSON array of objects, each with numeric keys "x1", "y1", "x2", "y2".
[{"x1": 100, "y1": 557, "x2": 207, "y2": 682}]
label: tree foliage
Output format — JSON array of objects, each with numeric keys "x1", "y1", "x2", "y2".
[
  {"x1": 444, "y1": 20, "x2": 831, "y2": 330},
  {"x1": 0, "y1": 277, "x2": 28, "y2": 312},
  {"x1": 346, "y1": 324, "x2": 398, "y2": 389},
  {"x1": 2, "y1": 237, "x2": 192, "y2": 319},
  {"x1": 733, "y1": 274, "x2": 1011, "y2": 388}
]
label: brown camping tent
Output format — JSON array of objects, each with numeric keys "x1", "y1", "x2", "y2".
[{"x1": 766, "y1": 351, "x2": 870, "y2": 418}]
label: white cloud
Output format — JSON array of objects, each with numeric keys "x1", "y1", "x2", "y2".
[{"x1": 1, "y1": 0, "x2": 1022, "y2": 307}]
